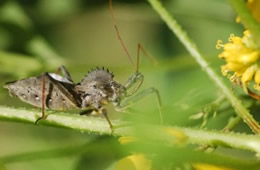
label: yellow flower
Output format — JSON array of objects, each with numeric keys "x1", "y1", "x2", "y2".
[
  {"x1": 163, "y1": 127, "x2": 187, "y2": 144},
  {"x1": 216, "y1": 30, "x2": 260, "y2": 93},
  {"x1": 192, "y1": 163, "x2": 234, "y2": 170},
  {"x1": 236, "y1": 0, "x2": 260, "y2": 23},
  {"x1": 115, "y1": 154, "x2": 152, "y2": 170},
  {"x1": 118, "y1": 136, "x2": 138, "y2": 144},
  {"x1": 116, "y1": 136, "x2": 151, "y2": 170}
]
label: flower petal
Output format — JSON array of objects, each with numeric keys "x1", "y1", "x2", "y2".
[{"x1": 115, "y1": 154, "x2": 151, "y2": 170}]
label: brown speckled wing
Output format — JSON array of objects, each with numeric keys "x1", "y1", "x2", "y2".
[{"x1": 4, "y1": 74, "x2": 79, "y2": 110}]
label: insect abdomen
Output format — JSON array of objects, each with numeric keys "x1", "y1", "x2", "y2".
[{"x1": 4, "y1": 75, "x2": 77, "y2": 110}]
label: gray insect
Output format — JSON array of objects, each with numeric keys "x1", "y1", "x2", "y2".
[{"x1": 3, "y1": 0, "x2": 163, "y2": 131}]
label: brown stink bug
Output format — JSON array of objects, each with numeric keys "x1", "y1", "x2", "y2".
[{"x1": 3, "y1": 0, "x2": 163, "y2": 132}]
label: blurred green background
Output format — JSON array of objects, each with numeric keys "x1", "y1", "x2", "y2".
[{"x1": 0, "y1": 0, "x2": 254, "y2": 169}]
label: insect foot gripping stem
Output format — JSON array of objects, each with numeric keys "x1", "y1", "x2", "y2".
[
  {"x1": 100, "y1": 108, "x2": 114, "y2": 134},
  {"x1": 35, "y1": 116, "x2": 46, "y2": 124}
]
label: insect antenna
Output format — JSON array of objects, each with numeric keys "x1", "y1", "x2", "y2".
[
  {"x1": 109, "y1": 0, "x2": 136, "y2": 70},
  {"x1": 109, "y1": 0, "x2": 158, "y2": 73}
]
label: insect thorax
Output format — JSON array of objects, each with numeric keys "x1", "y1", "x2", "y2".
[{"x1": 75, "y1": 67, "x2": 126, "y2": 109}]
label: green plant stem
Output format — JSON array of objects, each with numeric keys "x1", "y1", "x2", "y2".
[
  {"x1": 0, "y1": 106, "x2": 132, "y2": 136},
  {"x1": 147, "y1": 0, "x2": 260, "y2": 134},
  {"x1": 228, "y1": 0, "x2": 260, "y2": 47},
  {"x1": 1, "y1": 106, "x2": 260, "y2": 153},
  {"x1": 178, "y1": 126, "x2": 260, "y2": 153},
  {"x1": 164, "y1": 126, "x2": 260, "y2": 154},
  {"x1": 223, "y1": 116, "x2": 241, "y2": 132},
  {"x1": 197, "y1": 115, "x2": 241, "y2": 152}
]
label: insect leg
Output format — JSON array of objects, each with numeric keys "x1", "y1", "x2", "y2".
[
  {"x1": 45, "y1": 73, "x2": 81, "y2": 108},
  {"x1": 124, "y1": 43, "x2": 159, "y2": 96},
  {"x1": 100, "y1": 108, "x2": 114, "y2": 134},
  {"x1": 79, "y1": 108, "x2": 113, "y2": 133},
  {"x1": 116, "y1": 87, "x2": 163, "y2": 123},
  {"x1": 79, "y1": 109, "x2": 94, "y2": 115},
  {"x1": 35, "y1": 72, "x2": 81, "y2": 123},
  {"x1": 124, "y1": 73, "x2": 144, "y2": 97},
  {"x1": 136, "y1": 43, "x2": 158, "y2": 73},
  {"x1": 35, "y1": 75, "x2": 46, "y2": 124}
]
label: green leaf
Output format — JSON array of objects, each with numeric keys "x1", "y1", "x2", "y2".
[
  {"x1": 0, "y1": 161, "x2": 6, "y2": 170},
  {"x1": 0, "y1": 1, "x2": 32, "y2": 30},
  {"x1": 0, "y1": 51, "x2": 42, "y2": 78}
]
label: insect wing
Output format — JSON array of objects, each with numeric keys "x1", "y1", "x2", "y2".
[
  {"x1": 4, "y1": 74, "x2": 78, "y2": 110},
  {"x1": 49, "y1": 73, "x2": 74, "y2": 84}
]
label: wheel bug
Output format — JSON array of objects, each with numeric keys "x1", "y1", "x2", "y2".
[{"x1": 3, "y1": 0, "x2": 163, "y2": 132}]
